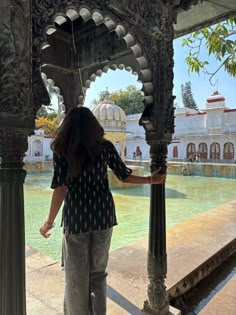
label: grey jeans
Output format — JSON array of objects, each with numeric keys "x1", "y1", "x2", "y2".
[{"x1": 63, "y1": 228, "x2": 113, "y2": 315}]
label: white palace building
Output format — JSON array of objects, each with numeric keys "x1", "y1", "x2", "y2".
[
  {"x1": 125, "y1": 91, "x2": 236, "y2": 163},
  {"x1": 24, "y1": 130, "x2": 53, "y2": 163},
  {"x1": 24, "y1": 91, "x2": 236, "y2": 164}
]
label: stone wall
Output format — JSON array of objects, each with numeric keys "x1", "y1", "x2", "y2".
[
  {"x1": 24, "y1": 160, "x2": 236, "y2": 179},
  {"x1": 108, "y1": 165, "x2": 144, "y2": 189},
  {"x1": 126, "y1": 160, "x2": 236, "y2": 179},
  {"x1": 24, "y1": 161, "x2": 53, "y2": 173}
]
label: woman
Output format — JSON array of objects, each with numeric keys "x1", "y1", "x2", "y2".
[{"x1": 39, "y1": 106, "x2": 166, "y2": 315}]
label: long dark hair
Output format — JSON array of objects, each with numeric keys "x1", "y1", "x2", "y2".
[{"x1": 52, "y1": 106, "x2": 105, "y2": 177}]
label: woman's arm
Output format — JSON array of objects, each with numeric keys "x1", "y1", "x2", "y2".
[
  {"x1": 39, "y1": 186, "x2": 67, "y2": 238},
  {"x1": 123, "y1": 168, "x2": 166, "y2": 185}
]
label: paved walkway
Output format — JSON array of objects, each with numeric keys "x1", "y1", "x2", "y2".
[
  {"x1": 199, "y1": 275, "x2": 236, "y2": 315},
  {"x1": 26, "y1": 200, "x2": 236, "y2": 315}
]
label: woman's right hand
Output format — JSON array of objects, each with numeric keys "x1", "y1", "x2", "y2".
[
  {"x1": 151, "y1": 167, "x2": 166, "y2": 184},
  {"x1": 39, "y1": 221, "x2": 53, "y2": 238}
]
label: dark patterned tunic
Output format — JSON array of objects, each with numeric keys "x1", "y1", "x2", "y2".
[{"x1": 51, "y1": 140, "x2": 132, "y2": 234}]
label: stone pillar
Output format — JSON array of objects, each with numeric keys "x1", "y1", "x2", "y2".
[
  {"x1": 0, "y1": 1, "x2": 34, "y2": 314},
  {"x1": 143, "y1": 143, "x2": 169, "y2": 315},
  {"x1": 0, "y1": 129, "x2": 29, "y2": 315},
  {"x1": 120, "y1": 135, "x2": 126, "y2": 161},
  {"x1": 139, "y1": 3, "x2": 175, "y2": 314}
]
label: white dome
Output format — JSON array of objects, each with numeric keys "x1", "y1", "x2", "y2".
[{"x1": 92, "y1": 100, "x2": 126, "y2": 131}]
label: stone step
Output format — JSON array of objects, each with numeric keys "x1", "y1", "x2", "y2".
[{"x1": 198, "y1": 275, "x2": 236, "y2": 315}]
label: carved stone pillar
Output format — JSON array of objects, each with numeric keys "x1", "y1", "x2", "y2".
[
  {"x1": 143, "y1": 143, "x2": 169, "y2": 315},
  {"x1": 0, "y1": 1, "x2": 36, "y2": 314},
  {"x1": 139, "y1": 2, "x2": 175, "y2": 314},
  {"x1": 120, "y1": 136, "x2": 126, "y2": 161},
  {"x1": 0, "y1": 128, "x2": 29, "y2": 315}
]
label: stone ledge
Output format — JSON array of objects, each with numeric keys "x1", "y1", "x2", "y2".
[{"x1": 107, "y1": 200, "x2": 236, "y2": 309}]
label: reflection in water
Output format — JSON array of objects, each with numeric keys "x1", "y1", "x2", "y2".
[
  {"x1": 112, "y1": 184, "x2": 186, "y2": 199},
  {"x1": 24, "y1": 172, "x2": 236, "y2": 260}
]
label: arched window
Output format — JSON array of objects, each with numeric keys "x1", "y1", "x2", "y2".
[
  {"x1": 32, "y1": 139, "x2": 43, "y2": 157},
  {"x1": 223, "y1": 142, "x2": 234, "y2": 160},
  {"x1": 210, "y1": 142, "x2": 220, "y2": 160},
  {"x1": 198, "y1": 143, "x2": 208, "y2": 159},
  {"x1": 186, "y1": 143, "x2": 196, "y2": 159},
  {"x1": 173, "y1": 146, "x2": 178, "y2": 158}
]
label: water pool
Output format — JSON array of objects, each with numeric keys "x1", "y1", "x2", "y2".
[{"x1": 24, "y1": 173, "x2": 236, "y2": 260}]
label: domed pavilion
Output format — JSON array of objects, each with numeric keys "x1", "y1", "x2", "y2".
[{"x1": 91, "y1": 90, "x2": 128, "y2": 160}]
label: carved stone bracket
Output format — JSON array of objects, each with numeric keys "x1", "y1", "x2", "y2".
[{"x1": 138, "y1": 4, "x2": 175, "y2": 143}]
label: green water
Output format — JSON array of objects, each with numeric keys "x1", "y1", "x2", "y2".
[{"x1": 24, "y1": 172, "x2": 236, "y2": 260}]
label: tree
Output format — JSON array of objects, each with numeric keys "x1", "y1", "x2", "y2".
[
  {"x1": 181, "y1": 81, "x2": 198, "y2": 110},
  {"x1": 182, "y1": 18, "x2": 236, "y2": 84},
  {"x1": 36, "y1": 105, "x2": 49, "y2": 118},
  {"x1": 91, "y1": 85, "x2": 144, "y2": 114},
  {"x1": 36, "y1": 105, "x2": 57, "y2": 119},
  {"x1": 110, "y1": 85, "x2": 144, "y2": 114},
  {"x1": 35, "y1": 116, "x2": 59, "y2": 137},
  {"x1": 47, "y1": 112, "x2": 58, "y2": 120}
]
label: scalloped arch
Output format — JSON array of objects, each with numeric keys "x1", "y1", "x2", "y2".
[
  {"x1": 41, "y1": 72, "x2": 65, "y2": 116},
  {"x1": 83, "y1": 65, "x2": 153, "y2": 106},
  {"x1": 40, "y1": 4, "x2": 153, "y2": 108}
]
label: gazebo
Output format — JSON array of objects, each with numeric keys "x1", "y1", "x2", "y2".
[{"x1": 0, "y1": 1, "x2": 235, "y2": 314}]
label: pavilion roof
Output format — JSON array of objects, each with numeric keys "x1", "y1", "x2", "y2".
[{"x1": 175, "y1": 0, "x2": 236, "y2": 38}]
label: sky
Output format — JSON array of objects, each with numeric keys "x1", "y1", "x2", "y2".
[{"x1": 84, "y1": 37, "x2": 236, "y2": 110}]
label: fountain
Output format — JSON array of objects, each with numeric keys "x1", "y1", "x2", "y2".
[{"x1": 91, "y1": 90, "x2": 144, "y2": 188}]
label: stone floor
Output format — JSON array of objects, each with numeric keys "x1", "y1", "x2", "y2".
[
  {"x1": 26, "y1": 200, "x2": 236, "y2": 315},
  {"x1": 198, "y1": 275, "x2": 236, "y2": 315}
]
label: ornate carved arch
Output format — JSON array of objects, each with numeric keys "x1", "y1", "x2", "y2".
[{"x1": 32, "y1": 1, "x2": 156, "y2": 114}]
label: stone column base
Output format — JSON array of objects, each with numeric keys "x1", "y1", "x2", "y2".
[
  {"x1": 143, "y1": 305, "x2": 181, "y2": 315},
  {"x1": 169, "y1": 306, "x2": 181, "y2": 315}
]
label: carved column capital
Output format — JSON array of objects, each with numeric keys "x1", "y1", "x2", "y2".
[
  {"x1": 0, "y1": 128, "x2": 29, "y2": 169},
  {"x1": 0, "y1": 169, "x2": 26, "y2": 184}
]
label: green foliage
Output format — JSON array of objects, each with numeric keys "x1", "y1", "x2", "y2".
[
  {"x1": 110, "y1": 85, "x2": 144, "y2": 115},
  {"x1": 181, "y1": 81, "x2": 198, "y2": 110},
  {"x1": 92, "y1": 85, "x2": 144, "y2": 114},
  {"x1": 182, "y1": 18, "x2": 236, "y2": 83},
  {"x1": 35, "y1": 116, "x2": 59, "y2": 137},
  {"x1": 47, "y1": 112, "x2": 58, "y2": 120},
  {"x1": 36, "y1": 105, "x2": 57, "y2": 119}
]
